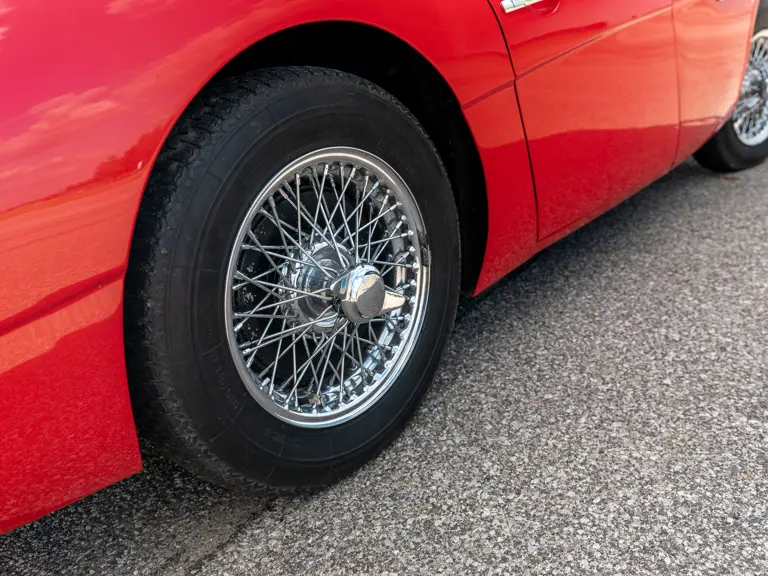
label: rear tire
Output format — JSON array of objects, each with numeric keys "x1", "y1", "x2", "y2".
[
  {"x1": 694, "y1": 3, "x2": 768, "y2": 172},
  {"x1": 124, "y1": 67, "x2": 460, "y2": 489}
]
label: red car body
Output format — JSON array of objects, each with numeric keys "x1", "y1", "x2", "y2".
[{"x1": 0, "y1": 0, "x2": 757, "y2": 533}]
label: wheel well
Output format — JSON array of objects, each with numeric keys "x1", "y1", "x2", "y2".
[{"x1": 214, "y1": 22, "x2": 488, "y2": 293}]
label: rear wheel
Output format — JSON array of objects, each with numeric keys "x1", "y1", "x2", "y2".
[
  {"x1": 694, "y1": 6, "x2": 768, "y2": 172},
  {"x1": 124, "y1": 67, "x2": 460, "y2": 489}
]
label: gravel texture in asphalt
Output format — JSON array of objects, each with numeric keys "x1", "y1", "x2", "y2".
[{"x1": 1, "y1": 160, "x2": 767, "y2": 575}]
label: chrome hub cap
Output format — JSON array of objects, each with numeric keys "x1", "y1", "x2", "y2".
[
  {"x1": 225, "y1": 147, "x2": 429, "y2": 427},
  {"x1": 733, "y1": 30, "x2": 768, "y2": 147},
  {"x1": 339, "y1": 265, "x2": 387, "y2": 321},
  {"x1": 330, "y1": 264, "x2": 407, "y2": 324}
]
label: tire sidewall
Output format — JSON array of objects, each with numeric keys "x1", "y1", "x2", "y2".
[{"x1": 721, "y1": 116, "x2": 768, "y2": 168}]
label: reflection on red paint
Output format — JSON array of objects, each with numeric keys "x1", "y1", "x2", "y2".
[
  {"x1": 467, "y1": 86, "x2": 537, "y2": 294},
  {"x1": 492, "y1": 0, "x2": 680, "y2": 239},
  {"x1": 0, "y1": 281, "x2": 141, "y2": 534}
]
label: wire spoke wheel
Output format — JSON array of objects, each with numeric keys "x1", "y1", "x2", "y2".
[
  {"x1": 733, "y1": 30, "x2": 768, "y2": 147},
  {"x1": 225, "y1": 147, "x2": 430, "y2": 427},
  {"x1": 127, "y1": 68, "x2": 460, "y2": 488}
]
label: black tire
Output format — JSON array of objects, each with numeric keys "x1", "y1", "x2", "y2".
[
  {"x1": 124, "y1": 67, "x2": 460, "y2": 490},
  {"x1": 694, "y1": 2, "x2": 768, "y2": 172}
]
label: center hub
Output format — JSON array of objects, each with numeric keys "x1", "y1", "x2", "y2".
[
  {"x1": 332, "y1": 264, "x2": 386, "y2": 324},
  {"x1": 284, "y1": 243, "x2": 348, "y2": 332}
]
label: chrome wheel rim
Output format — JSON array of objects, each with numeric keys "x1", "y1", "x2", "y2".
[
  {"x1": 733, "y1": 29, "x2": 768, "y2": 147},
  {"x1": 225, "y1": 147, "x2": 429, "y2": 428}
]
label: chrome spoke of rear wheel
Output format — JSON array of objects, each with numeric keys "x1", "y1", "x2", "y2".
[
  {"x1": 733, "y1": 30, "x2": 768, "y2": 147},
  {"x1": 224, "y1": 147, "x2": 430, "y2": 428}
]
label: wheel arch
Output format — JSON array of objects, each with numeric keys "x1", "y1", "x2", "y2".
[{"x1": 135, "y1": 20, "x2": 492, "y2": 293}]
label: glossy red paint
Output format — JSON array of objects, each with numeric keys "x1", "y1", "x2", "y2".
[
  {"x1": 492, "y1": 0, "x2": 681, "y2": 240},
  {"x1": 672, "y1": 0, "x2": 757, "y2": 164},
  {"x1": 467, "y1": 86, "x2": 538, "y2": 294},
  {"x1": 0, "y1": 0, "x2": 512, "y2": 532},
  {"x1": 0, "y1": 0, "x2": 512, "y2": 329},
  {"x1": 0, "y1": 0, "x2": 757, "y2": 531},
  {"x1": 0, "y1": 280, "x2": 141, "y2": 533}
]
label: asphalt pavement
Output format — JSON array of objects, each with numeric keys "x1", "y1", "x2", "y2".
[{"x1": 1, "y1": 159, "x2": 768, "y2": 575}]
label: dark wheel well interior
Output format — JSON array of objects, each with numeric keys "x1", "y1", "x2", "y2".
[{"x1": 211, "y1": 22, "x2": 488, "y2": 293}]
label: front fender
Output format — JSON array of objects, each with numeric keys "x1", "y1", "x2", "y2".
[{"x1": 0, "y1": 0, "x2": 513, "y2": 531}]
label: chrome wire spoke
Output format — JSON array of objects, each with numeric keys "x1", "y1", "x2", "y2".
[
  {"x1": 354, "y1": 182, "x2": 362, "y2": 260},
  {"x1": 232, "y1": 267, "x2": 277, "y2": 291},
  {"x1": 327, "y1": 166, "x2": 357, "y2": 250},
  {"x1": 331, "y1": 181, "x2": 382, "y2": 250},
  {"x1": 341, "y1": 194, "x2": 397, "y2": 243},
  {"x1": 282, "y1": 320, "x2": 349, "y2": 402},
  {"x1": 371, "y1": 257, "x2": 414, "y2": 269},
  {"x1": 359, "y1": 333, "x2": 392, "y2": 355},
  {"x1": 258, "y1": 208, "x2": 309, "y2": 244},
  {"x1": 225, "y1": 148, "x2": 429, "y2": 427},
  {"x1": 307, "y1": 165, "x2": 347, "y2": 265},
  {"x1": 246, "y1": 230, "x2": 295, "y2": 285},
  {"x1": 321, "y1": 165, "x2": 350, "y2": 238},
  {"x1": 365, "y1": 196, "x2": 374, "y2": 262},
  {"x1": 366, "y1": 323, "x2": 390, "y2": 360},
  {"x1": 240, "y1": 291, "x2": 326, "y2": 317},
  {"x1": 245, "y1": 308, "x2": 335, "y2": 354},
  {"x1": 254, "y1": 247, "x2": 329, "y2": 271},
  {"x1": 330, "y1": 338, "x2": 375, "y2": 381},
  {"x1": 266, "y1": 196, "x2": 295, "y2": 257},
  {"x1": 279, "y1": 181, "x2": 339, "y2": 258},
  {"x1": 267, "y1": 319, "x2": 288, "y2": 395},
  {"x1": 300, "y1": 337, "x2": 323, "y2": 397},
  {"x1": 307, "y1": 166, "x2": 325, "y2": 247},
  {"x1": 369, "y1": 226, "x2": 408, "y2": 255},
  {"x1": 235, "y1": 273, "x2": 333, "y2": 300},
  {"x1": 316, "y1": 329, "x2": 338, "y2": 400},
  {"x1": 257, "y1": 216, "x2": 336, "y2": 279},
  {"x1": 353, "y1": 328, "x2": 365, "y2": 384},
  {"x1": 234, "y1": 287, "x2": 281, "y2": 332}
]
